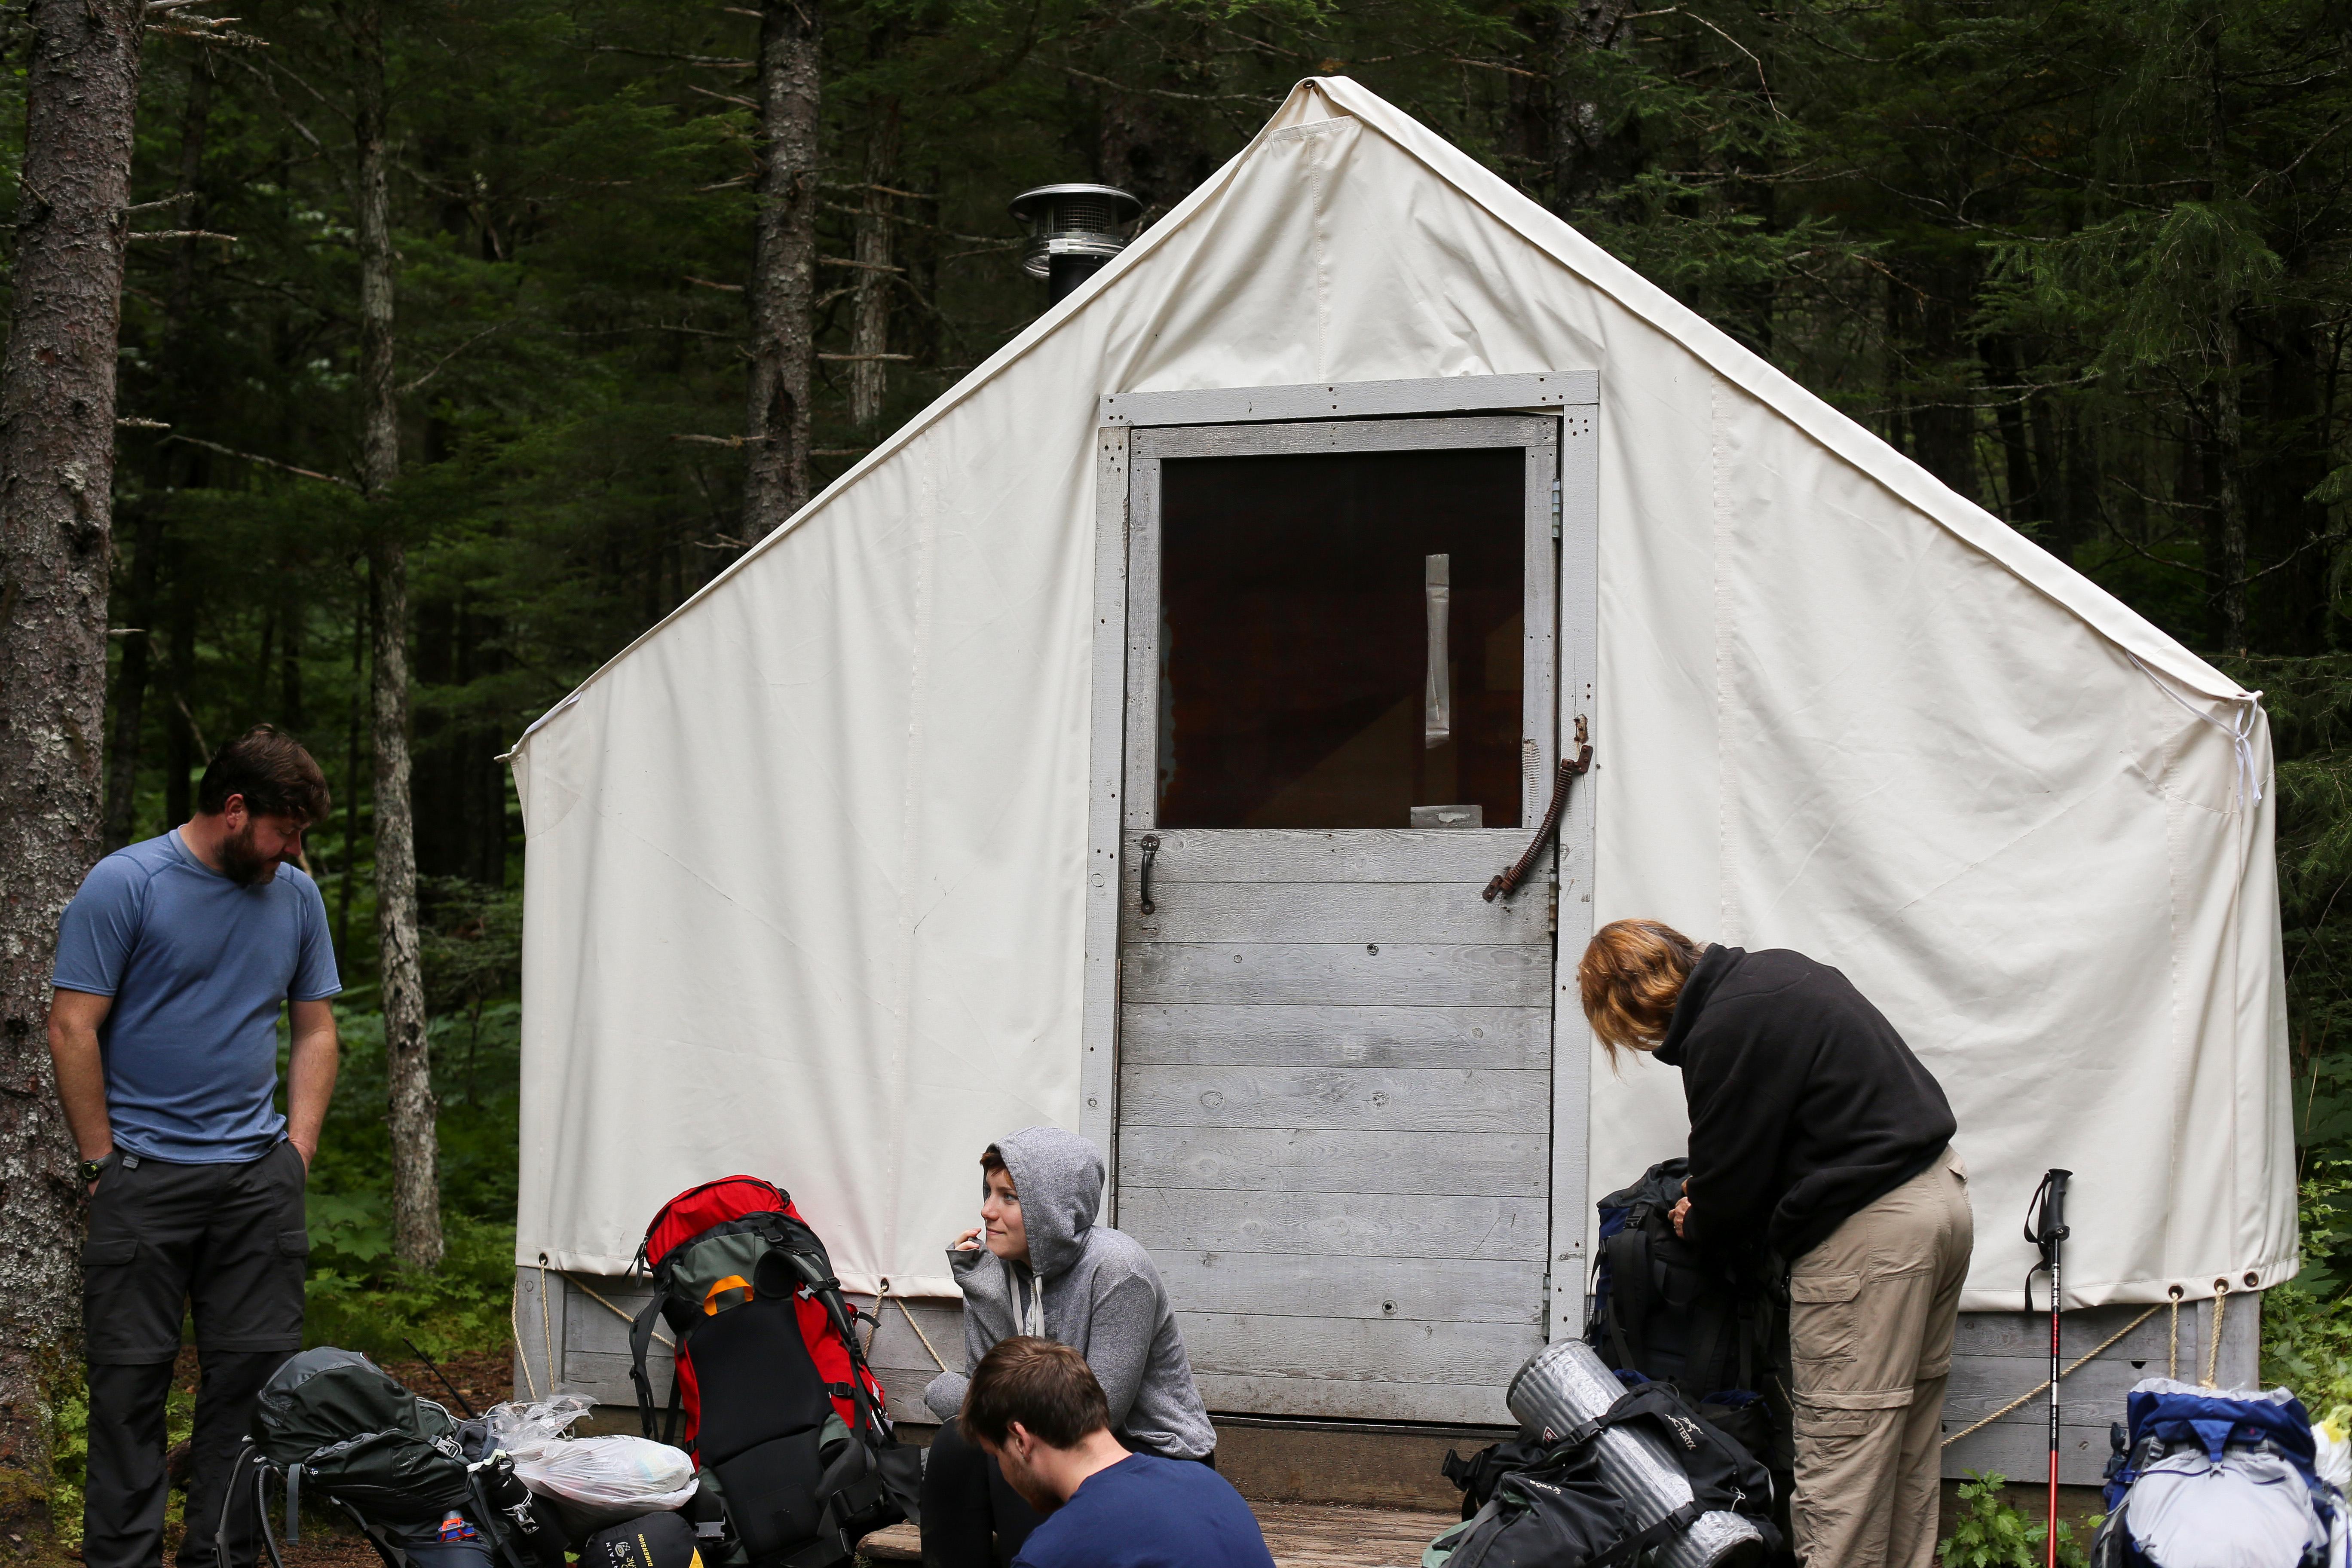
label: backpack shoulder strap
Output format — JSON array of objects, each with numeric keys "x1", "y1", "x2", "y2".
[
  {"x1": 628, "y1": 1292, "x2": 668, "y2": 1440},
  {"x1": 1602, "y1": 1219, "x2": 1652, "y2": 1373}
]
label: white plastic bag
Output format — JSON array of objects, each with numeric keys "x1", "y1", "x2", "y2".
[
  {"x1": 482, "y1": 1394, "x2": 696, "y2": 1527},
  {"x1": 483, "y1": 1393, "x2": 593, "y2": 1463},
  {"x1": 512, "y1": 1433, "x2": 698, "y2": 1525}
]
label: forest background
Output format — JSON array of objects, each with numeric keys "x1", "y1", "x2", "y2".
[{"x1": 0, "y1": 0, "x2": 2348, "y2": 1532}]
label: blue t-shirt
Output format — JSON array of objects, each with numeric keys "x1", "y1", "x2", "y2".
[
  {"x1": 52, "y1": 830, "x2": 340, "y2": 1163},
  {"x1": 1011, "y1": 1454, "x2": 1277, "y2": 1568}
]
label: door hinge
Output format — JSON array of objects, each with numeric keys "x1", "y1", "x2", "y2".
[
  {"x1": 1550, "y1": 478, "x2": 1562, "y2": 540},
  {"x1": 1548, "y1": 883, "x2": 1558, "y2": 934}
]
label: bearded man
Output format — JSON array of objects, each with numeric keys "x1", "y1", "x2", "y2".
[{"x1": 49, "y1": 725, "x2": 340, "y2": 1568}]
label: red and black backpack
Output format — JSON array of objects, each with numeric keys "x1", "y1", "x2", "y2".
[{"x1": 628, "y1": 1176, "x2": 919, "y2": 1567}]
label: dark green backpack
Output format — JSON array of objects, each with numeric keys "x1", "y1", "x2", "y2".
[{"x1": 230, "y1": 1348, "x2": 566, "y2": 1568}]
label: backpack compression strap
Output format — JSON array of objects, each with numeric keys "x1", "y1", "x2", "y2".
[{"x1": 1590, "y1": 1502, "x2": 1706, "y2": 1568}]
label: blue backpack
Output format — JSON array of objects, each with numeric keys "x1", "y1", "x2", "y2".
[{"x1": 2093, "y1": 1381, "x2": 2340, "y2": 1568}]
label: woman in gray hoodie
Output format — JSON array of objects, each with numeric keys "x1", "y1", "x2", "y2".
[{"x1": 919, "y1": 1126, "x2": 1213, "y2": 1567}]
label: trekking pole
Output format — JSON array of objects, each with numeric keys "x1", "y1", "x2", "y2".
[
  {"x1": 2026, "y1": 1169, "x2": 2072, "y2": 1568},
  {"x1": 404, "y1": 1335, "x2": 479, "y2": 1418}
]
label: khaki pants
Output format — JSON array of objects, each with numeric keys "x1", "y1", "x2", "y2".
[{"x1": 1787, "y1": 1148, "x2": 1973, "y2": 1568}]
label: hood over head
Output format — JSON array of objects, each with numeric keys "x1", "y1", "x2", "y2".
[{"x1": 988, "y1": 1126, "x2": 1104, "y2": 1280}]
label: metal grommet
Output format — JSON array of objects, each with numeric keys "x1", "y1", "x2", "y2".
[
  {"x1": 2168, "y1": 1284, "x2": 2185, "y2": 1299},
  {"x1": 2245, "y1": 1271, "x2": 2260, "y2": 1288}
]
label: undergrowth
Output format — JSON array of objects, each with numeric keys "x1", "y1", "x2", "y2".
[{"x1": 1939, "y1": 1473, "x2": 2092, "y2": 1568}]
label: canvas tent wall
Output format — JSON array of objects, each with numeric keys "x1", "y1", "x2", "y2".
[{"x1": 506, "y1": 77, "x2": 2291, "y2": 1469}]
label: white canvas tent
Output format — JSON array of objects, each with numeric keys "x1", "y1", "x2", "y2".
[{"x1": 508, "y1": 76, "x2": 2293, "y2": 1427}]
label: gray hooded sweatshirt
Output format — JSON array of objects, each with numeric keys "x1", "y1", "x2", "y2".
[{"x1": 922, "y1": 1127, "x2": 1215, "y2": 1460}]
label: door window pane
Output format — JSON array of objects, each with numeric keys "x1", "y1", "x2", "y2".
[{"x1": 1157, "y1": 446, "x2": 1527, "y2": 829}]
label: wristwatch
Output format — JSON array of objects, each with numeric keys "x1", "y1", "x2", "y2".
[{"x1": 78, "y1": 1154, "x2": 110, "y2": 1184}]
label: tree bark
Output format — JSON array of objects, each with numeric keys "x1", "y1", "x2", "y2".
[
  {"x1": 102, "y1": 515, "x2": 162, "y2": 852},
  {"x1": 353, "y1": 0, "x2": 441, "y2": 1271},
  {"x1": 1550, "y1": 0, "x2": 1636, "y2": 213},
  {"x1": 849, "y1": 100, "x2": 898, "y2": 429},
  {"x1": 104, "y1": 58, "x2": 212, "y2": 852},
  {"x1": 0, "y1": 0, "x2": 145, "y2": 1513},
  {"x1": 743, "y1": 0, "x2": 823, "y2": 539}
]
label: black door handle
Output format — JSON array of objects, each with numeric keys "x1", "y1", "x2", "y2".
[{"x1": 1139, "y1": 834, "x2": 1161, "y2": 915}]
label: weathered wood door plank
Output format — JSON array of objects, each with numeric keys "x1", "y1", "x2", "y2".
[
  {"x1": 1176, "y1": 1310, "x2": 1544, "y2": 1385},
  {"x1": 1159, "y1": 1250, "x2": 1545, "y2": 1325},
  {"x1": 1121, "y1": 1003, "x2": 1553, "y2": 1069},
  {"x1": 1126, "y1": 879, "x2": 1548, "y2": 944},
  {"x1": 1122, "y1": 942, "x2": 1553, "y2": 1007},
  {"x1": 1121, "y1": 1065, "x2": 1549, "y2": 1133},
  {"x1": 1127, "y1": 827, "x2": 1520, "y2": 884},
  {"x1": 1120, "y1": 1186, "x2": 1549, "y2": 1260},
  {"x1": 1118, "y1": 1126, "x2": 1550, "y2": 1196}
]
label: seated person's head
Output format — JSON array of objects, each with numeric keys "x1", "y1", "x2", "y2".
[
  {"x1": 961, "y1": 1335, "x2": 1121, "y2": 1510},
  {"x1": 980, "y1": 1146, "x2": 1029, "y2": 1262}
]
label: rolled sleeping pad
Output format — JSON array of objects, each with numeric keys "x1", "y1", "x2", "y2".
[{"x1": 1507, "y1": 1338, "x2": 1767, "y2": 1568}]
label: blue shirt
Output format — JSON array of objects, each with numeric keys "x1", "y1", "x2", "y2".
[
  {"x1": 52, "y1": 830, "x2": 340, "y2": 1163},
  {"x1": 1011, "y1": 1454, "x2": 1277, "y2": 1568}
]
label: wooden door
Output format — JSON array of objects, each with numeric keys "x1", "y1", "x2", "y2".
[{"x1": 1108, "y1": 414, "x2": 1575, "y2": 1425}]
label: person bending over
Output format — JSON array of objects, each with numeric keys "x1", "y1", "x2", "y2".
[
  {"x1": 963, "y1": 1337, "x2": 1273, "y2": 1568},
  {"x1": 920, "y1": 1128, "x2": 1213, "y2": 1568},
  {"x1": 1579, "y1": 919, "x2": 1968, "y2": 1568}
]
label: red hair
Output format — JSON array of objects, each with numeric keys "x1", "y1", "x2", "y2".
[{"x1": 1579, "y1": 919, "x2": 1703, "y2": 1062}]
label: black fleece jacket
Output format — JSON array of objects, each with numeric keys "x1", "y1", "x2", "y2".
[{"x1": 1655, "y1": 944, "x2": 1956, "y2": 1262}]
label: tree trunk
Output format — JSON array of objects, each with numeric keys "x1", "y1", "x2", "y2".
[
  {"x1": 163, "y1": 538, "x2": 196, "y2": 827},
  {"x1": 743, "y1": 0, "x2": 823, "y2": 540},
  {"x1": 104, "y1": 57, "x2": 212, "y2": 852},
  {"x1": 354, "y1": 0, "x2": 441, "y2": 1271},
  {"x1": 849, "y1": 100, "x2": 899, "y2": 429},
  {"x1": 0, "y1": 0, "x2": 144, "y2": 1514},
  {"x1": 102, "y1": 514, "x2": 162, "y2": 851},
  {"x1": 1550, "y1": 0, "x2": 1636, "y2": 213},
  {"x1": 2213, "y1": 336, "x2": 2248, "y2": 653}
]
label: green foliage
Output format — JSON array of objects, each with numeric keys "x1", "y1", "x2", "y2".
[
  {"x1": 44, "y1": 1365, "x2": 195, "y2": 1549},
  {"x1": 306, "y1": 1210, "x2": 521, "y2": 1362},
  {"x1": 1939, "y1": 1473, "x2": 2092, "y2": 1568}
]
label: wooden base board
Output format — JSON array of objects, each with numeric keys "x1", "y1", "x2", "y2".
[
  {"x1": 858, "y1": 1504, "x2": 1460, "y2": 1568},
  {"x1": 1209, "y1": 1418, "x2": 1500, "y2": 1512}
]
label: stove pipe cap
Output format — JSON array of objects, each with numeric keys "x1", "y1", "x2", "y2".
[{"x1": 1009, "y1": 183, "x2": 1142, "y2": 279}]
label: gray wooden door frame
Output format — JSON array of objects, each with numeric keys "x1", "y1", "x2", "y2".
[{"x1": 1080, "y1": 375, "x2": 1602, "y2": 1393}]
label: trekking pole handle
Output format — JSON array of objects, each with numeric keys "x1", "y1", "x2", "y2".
[
  {"x1": 2027, "y1": 1168, "x2": 2072, "y2": 1259},
  {"x1": 2042, "y1": 1169, "x2": 2070, "y2": 1244}
]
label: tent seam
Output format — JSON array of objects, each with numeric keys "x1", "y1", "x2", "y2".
[{"x1": 1711, "y1": 372, "x2": 1741, "y2": 944}]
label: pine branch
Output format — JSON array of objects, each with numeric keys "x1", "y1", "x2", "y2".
[{"x1": 164, "y1": 434, "x2": 355, "y2": 488}]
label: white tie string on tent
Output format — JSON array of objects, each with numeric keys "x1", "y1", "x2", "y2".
[{"x1": 2128, "y1": 654, "x2": 2265, "y2": 808}]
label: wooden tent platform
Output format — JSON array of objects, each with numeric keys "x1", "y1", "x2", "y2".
[{"x1": 858, "y1": 1504, "x2": 1456, "y2": 1566}]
